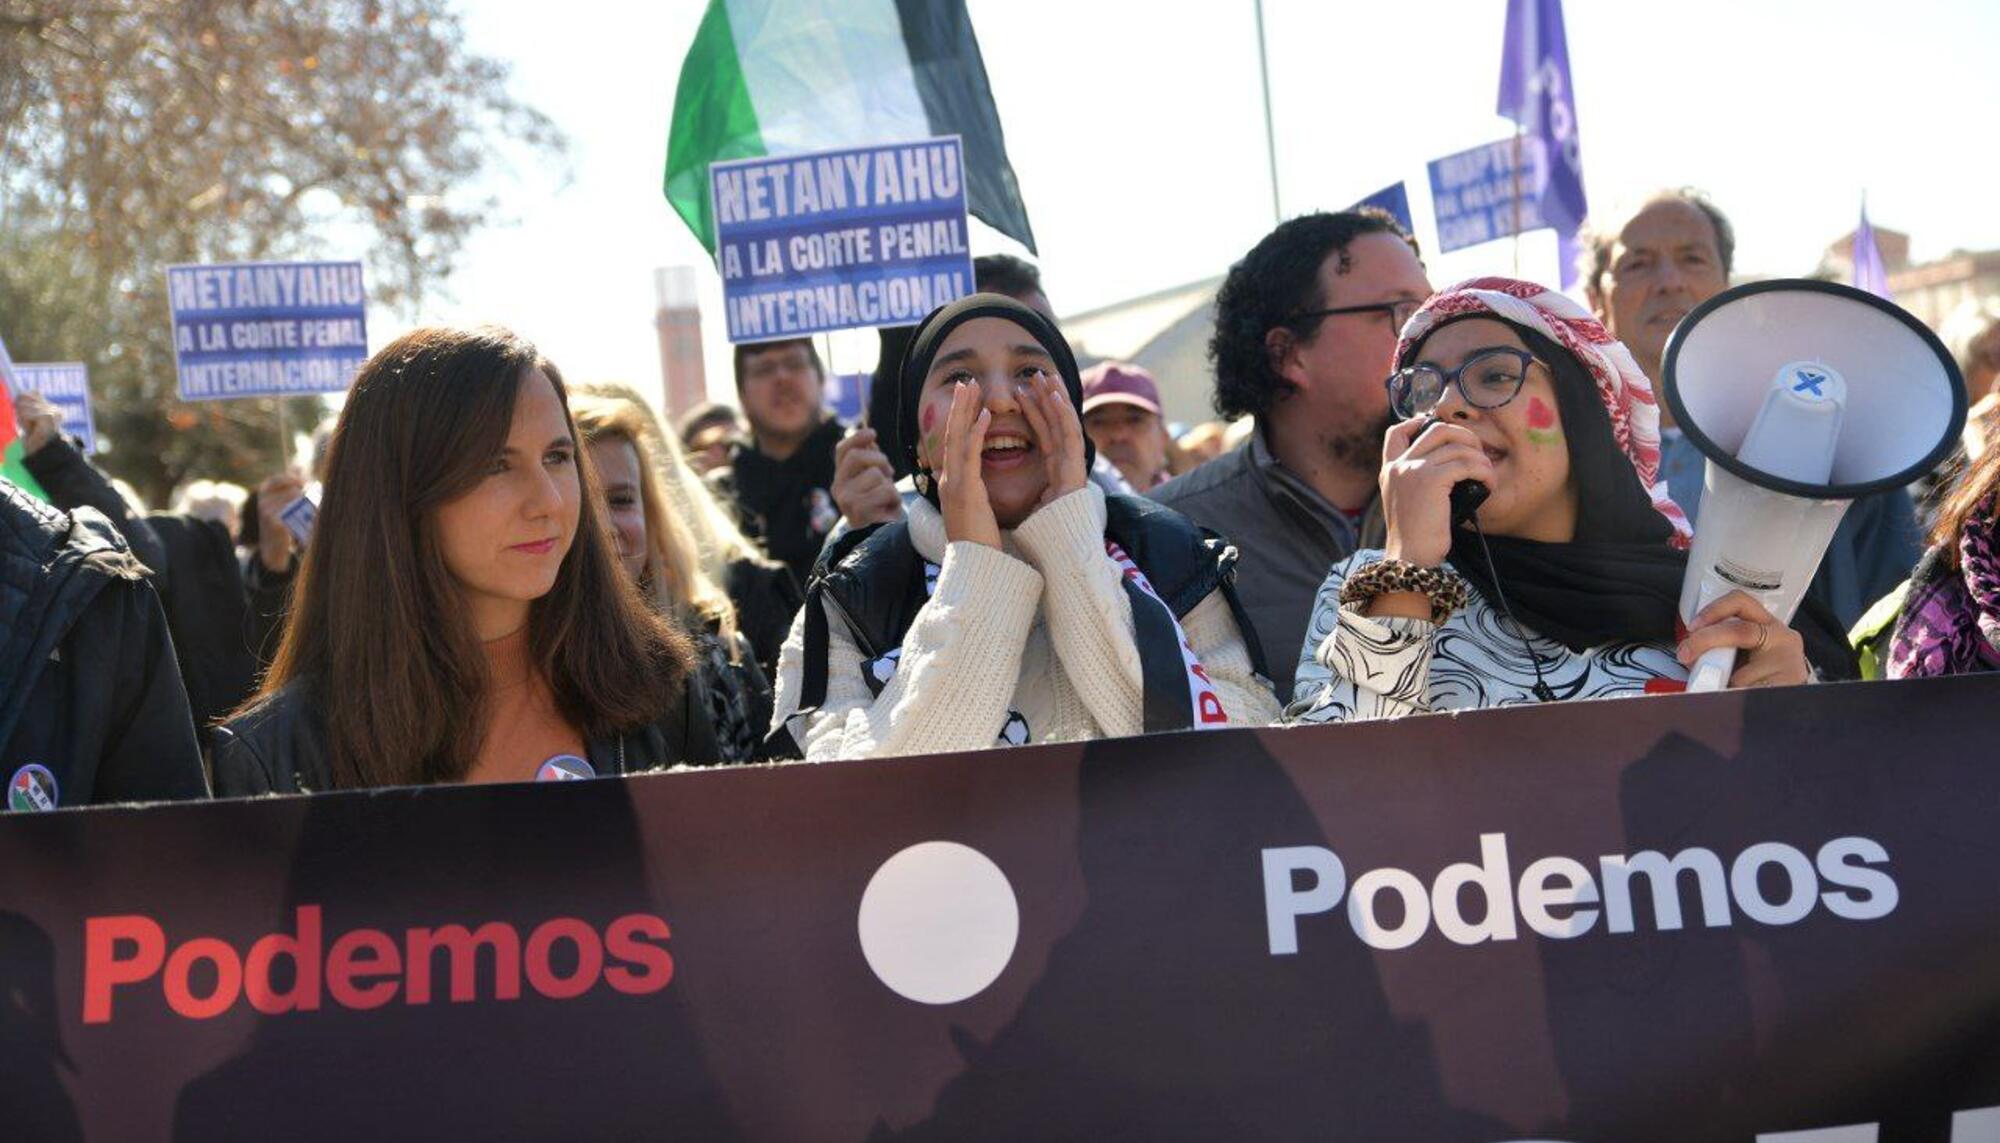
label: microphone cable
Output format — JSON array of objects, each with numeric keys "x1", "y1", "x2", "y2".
[{"x1": 1465, "y1": 514, "x2": 1557, "y2": 703}]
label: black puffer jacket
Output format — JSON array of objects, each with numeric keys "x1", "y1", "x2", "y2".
[
  {"x1": 210, "y1": 673, "x2": 723, "y2": 796},
  {"x1": 0, "y1": 481, "x2": 207, "y2": 808},
  {"x1": 20, "y1": 439, "x2": 267, "y2": 739}
]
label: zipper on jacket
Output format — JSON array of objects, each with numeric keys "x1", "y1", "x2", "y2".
[{"x1": 819, "y1": 589, "x2": 881, "y2": 661}]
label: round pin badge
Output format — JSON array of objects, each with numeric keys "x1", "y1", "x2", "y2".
[
  {"x1": 8, "y1": 764, "x2": 59, "y2": 812},
  {"x1": 535, "y1": 754, "x2": 596, "y2": 782}
]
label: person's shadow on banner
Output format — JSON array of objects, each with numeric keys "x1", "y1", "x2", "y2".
[
  {"x1": 0, "y1": 911, "x2": 83, "y2": 1143},
  {"x1": 875, "y1": 729, "x2": 1505, "y2": 1142},
  {"x1": 169, "y1": 780, "x2": 743, "y2": 1142},
  {"x1": 1543, "y1": 679, "x2": 2000, "y2": 1143}
]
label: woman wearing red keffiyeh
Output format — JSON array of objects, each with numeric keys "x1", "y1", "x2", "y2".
[{"x1": 1288, "y1": 278, "x2": 1825, "y2": 722}]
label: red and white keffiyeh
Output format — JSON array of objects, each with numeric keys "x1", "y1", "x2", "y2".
[{"x1": 1395, "y1": 277, "x2": 1693, "y2": 548}]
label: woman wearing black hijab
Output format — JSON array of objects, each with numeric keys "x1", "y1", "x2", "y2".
[
  {"x1": 769, "y1": 294, "x2": 1277, "y2": 760},
  {"x1": 1289, "y1": 278, "x2": 1825, "y2": 722}
]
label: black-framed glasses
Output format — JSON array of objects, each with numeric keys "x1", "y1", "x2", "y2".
[
  {"x1": 1386, "y1": 347, "x2": 1541, "y2": 420},
  {"x1": 1289, "y1": 298, "x2": 1424, "y2": 331}
]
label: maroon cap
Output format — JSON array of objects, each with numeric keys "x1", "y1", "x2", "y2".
[{"x1": 1080, "y1": 362, "x2": 1162, "y2": 417}]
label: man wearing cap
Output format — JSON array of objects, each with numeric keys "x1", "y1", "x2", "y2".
[
  {"x1": 1081, "y1": 362, "x2": 1173, "y2": 492},
  {"x1": 1150, "y1": 209, "x2": 1431, "y2": 700},
  {"x1": 1581, "y1": 188, "x2": 1919, "y2": 633}
]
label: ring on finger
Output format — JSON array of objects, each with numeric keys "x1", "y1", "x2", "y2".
[{"x1": 1752, "y1": 622, "x2": 1770, "y2": 652}]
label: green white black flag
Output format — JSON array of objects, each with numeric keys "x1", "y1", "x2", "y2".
[{"x1": 664, "y1": 0, "x2": 1036, "y2": 255}]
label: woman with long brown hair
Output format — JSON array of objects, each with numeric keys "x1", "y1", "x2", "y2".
[
  {"x1": 572, "y1": 389, "x2": 773, "y2": 761},
  {"x1": 212, "y1": 326, "x2": 716, "y2": 793}
]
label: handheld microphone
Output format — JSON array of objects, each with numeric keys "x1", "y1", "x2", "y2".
[
  {"x1": 1415, "y1": 416, "x2": 1491, "y2": 526},
  {"x1": 1449, "y1": 480, "x2": 1489, "y2": 526}
]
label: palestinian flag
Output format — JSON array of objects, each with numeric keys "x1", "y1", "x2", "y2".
[
  {"x1": 0, "y1": 332, "x2": 49, "y2": 500},
  {"x1": 665, "y1": 0, "x2": 1036, "y2": 256}
]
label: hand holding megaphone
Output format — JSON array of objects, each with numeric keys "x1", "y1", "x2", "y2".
[
  {"x1": 1662, "y1": 280, "x2": 1967, "y2": 691},
  {"x1": 1676, "y1": 587, "x2": 1808, "y2": 689}
]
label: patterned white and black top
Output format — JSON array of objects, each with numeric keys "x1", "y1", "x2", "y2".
[{"x1": 1286, "y1": 550, "x2": 1689, "y2": 723}]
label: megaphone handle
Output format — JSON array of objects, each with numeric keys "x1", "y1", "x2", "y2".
[{"x1": 1685, "y1": 645, "x2": 1736, "y2": 693}]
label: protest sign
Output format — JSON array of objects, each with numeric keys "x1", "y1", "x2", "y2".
[
  {"x1": 5, "y1": 675, "x2": 2000, "y2": 1141},
  {"x1": 711, "y1": 138, "x2": 976, "y2": 343},
  {"x1": 1352, "y1": 180, "x2": 1415, "y2": 234},
  {"x1": 165, "y1": 261, "x2": 369, "y2": 401},
  {"x1": 10, "y1": 362, "x2": 98, "y2": 454},
  {"x1": 1427, "y1": 137, "x2": 1550, "y2": 254},
  {"x1": 827, "y1": 371, "x2": 871, "y2": 423},
  {"x1": 0, "y1": 331, "x2": 50, "y2": 497}
]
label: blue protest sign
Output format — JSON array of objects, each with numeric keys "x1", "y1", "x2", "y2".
[
  {"x1": 826, "y1": 371, "x2": 870, "y2": 424},
  {"x1": 1426, "y1": 138, "x2": 1548, "y2": 254},
  {"x1": 11, "y1": 362, "x2": 97, "y2": 454},
  {"x1": 165, "y1": 261, "x2": 369, "y2": 401},
  {"x1": 1351, "y1": 182, "x2": 1414, "y2": 234},
  {"x1": 711, "y1": 138, "x2": 976, "y2": 343}
]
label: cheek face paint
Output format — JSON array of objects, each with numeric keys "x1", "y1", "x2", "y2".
[
  {"x1": 919, "y1": 403, "x2": 942, "y2": 463},
  {"x1": 1525, "y1": 396, "x2": 1563, "y2": 447}
]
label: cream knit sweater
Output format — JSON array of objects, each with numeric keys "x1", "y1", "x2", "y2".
[{"x1": 772, "y1": 485, "x2": 1279, "y2": 760}]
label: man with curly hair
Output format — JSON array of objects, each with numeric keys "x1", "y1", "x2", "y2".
[{"x1": 1151, "y1": 209, "x2": 1430, "y2": 698}]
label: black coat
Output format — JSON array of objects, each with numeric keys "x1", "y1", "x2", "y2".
[
  {"x1": 210, "y1": 673, "x2": 722, "y2": 796},
  {"x1": 724, "y1": 553, "x2": 805, "y2": 680},
  {"x1": 21, "y1": 437, "x2": 166, "y2": 574},
  {"x1": 20, "y1": 438, "x2": 267, "y2": 741},
  {"x1": 144, "y1": 514, "x2": 262, "y2": 743},
  {"x1": 0, "y1": 481, "x2": 208, "y2": 807},
  {"x1": 709, "y1": 416, "x2": 844, "y2": 589}
]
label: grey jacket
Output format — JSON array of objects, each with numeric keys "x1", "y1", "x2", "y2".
[{"x1": 1149, "y1": 426, "x2": 1384, "y2": 699}]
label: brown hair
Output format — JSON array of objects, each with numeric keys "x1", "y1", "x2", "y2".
[
  {"x1": 571, "y1": 392, "x2": 740, "y2": 651},
  {"x1": 248, "y1": 325, "x2": 694, "y2": 788},
  {"x1": 1930, "y1": 444, "x2": 2000, "y2": 572}
]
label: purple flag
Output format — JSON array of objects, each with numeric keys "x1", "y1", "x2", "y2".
[
  {"x1": 1852, "y1": 201, "x2": 1892, "y2": 300},
  {"x1": 1498, "y1": 0, "x2": 1587, "y2": 288}
]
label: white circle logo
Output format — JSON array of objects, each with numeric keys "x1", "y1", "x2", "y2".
[{"x1": 857, "y1": 841, "x2": 1020, "y2": 1005}]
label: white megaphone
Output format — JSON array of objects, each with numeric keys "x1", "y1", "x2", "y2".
[{"x1": 1661, "y1": 279, "x2": 1966, "y2": 692}]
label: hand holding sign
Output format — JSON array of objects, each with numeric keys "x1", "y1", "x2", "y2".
[
  {"x1": 255, "y1": 471, "x2": 306, "y2": 572},
  {"x1": 15, "y1": 391, "x2": 62, "y2": 455},
  {"x1": 832, "y1": 427, "x2": 904, "y2": 528}
]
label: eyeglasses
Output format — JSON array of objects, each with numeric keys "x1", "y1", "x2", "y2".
[
  {"x1": 1386, "y1": 347, "x2": 1541, "y2": 420},
  {"x1": 1289, "y1": 298, "x2": 1424, "y2": 331}
]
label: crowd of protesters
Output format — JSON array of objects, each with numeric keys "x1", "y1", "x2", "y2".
[{"x1": 6, "y1": 189, "x2": 1999, "y2": 808}]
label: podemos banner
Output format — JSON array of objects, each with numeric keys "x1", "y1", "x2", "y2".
[{"x1": 2, "y1": 676, "x2": 1998, "y2": 1141}]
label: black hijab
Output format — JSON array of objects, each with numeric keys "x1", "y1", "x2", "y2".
[
  {"x1": 1409, "y1": 318, "x2": 1688, "y2": 651},
  {"x1": 894, "y1": 293, "x2": 1092, "y2": 506}
]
